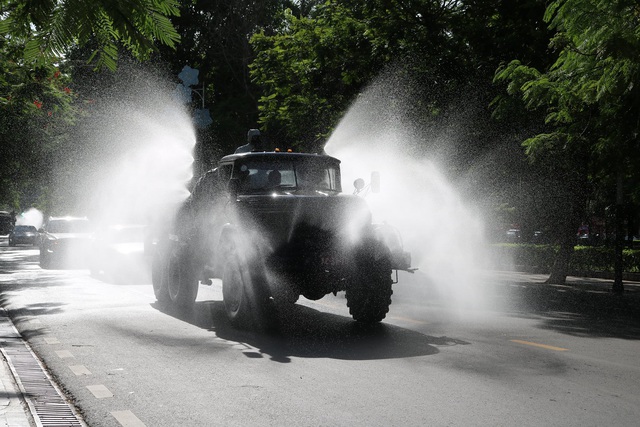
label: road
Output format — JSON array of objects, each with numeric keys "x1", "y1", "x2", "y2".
[{"x1": 1, "y1": 239, "x2": 639, "y2": 426}]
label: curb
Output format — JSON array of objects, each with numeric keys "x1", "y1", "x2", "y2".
[{"x1": 0, "y1": 308, "x2": 86, "y2": 427}]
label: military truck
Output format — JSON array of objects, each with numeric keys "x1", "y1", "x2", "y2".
[{"x1": 151, "y1": 151, "x2": 412, "y2": 328}]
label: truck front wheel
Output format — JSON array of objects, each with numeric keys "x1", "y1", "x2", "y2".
[
  {"x1": 346, "y1": 251, "x2": 393, "y2": 323},
  {"x1": 222, "y1": 247, "x2": 269, "y2": 329}
]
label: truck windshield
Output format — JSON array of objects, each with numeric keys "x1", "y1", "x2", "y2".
[{"x1": 236, "y1": 158, "x2": 341, "y2": 194}]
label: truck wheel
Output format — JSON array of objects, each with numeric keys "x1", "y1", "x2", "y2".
[
  {"x1": 165, "y1": 243, "x2": 199, "y2": 307},
  {"x1": 222, "y1": 248, "x2": 268, "y2": 329},
  {"x1": 151, "y1": 246, "x2": 170, "y2": 303},
  {"x1": 39, "y1": 252, "x2": 51, "y2": 269},
  {"x1": 346, "y1": 251, "x2": 393, "y2": 323}
]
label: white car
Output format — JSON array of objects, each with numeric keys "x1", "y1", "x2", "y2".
[{"x1": 39, "y1": 216, "x2": 93, "y2": 268}]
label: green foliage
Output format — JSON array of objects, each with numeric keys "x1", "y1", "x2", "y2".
[
  {"x1": 249, "y1": 0, "x2": 475, "y2": 150},
  {"x1": 493, "y1": 244, "x2": 640, "y2": 273},
  {"x1": 250, "y1": 4, "x2": 380, "y2": 149},
  {"x1": 495, "y1": 0, "x2": 640, "y2": 169},
  {"x1": 0, "y1": 35, "x2": 77, "y2": 210},
  {"x1": 492, "y1": 0, "x2": 640, "y2": 283},
  {"x1": 0, "y1": 0, "x2": 180, "y2": 71},
  {"x1": 154, "y1": 0, "x2": 286, "y2": 155}
]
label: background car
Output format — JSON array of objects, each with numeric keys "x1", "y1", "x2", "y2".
[
  {"x1": 505, "y1": 228, "x2": 522, "y2": 243},
  {"x1": 89, "y1": 224, "x2": 150, "y2": 284},
  {"x1": 8, "y1": 225, "x2": 38, "y2": 246},
  {"x1": 39, "y1": 216, "x2": 93, "y2": 268}
]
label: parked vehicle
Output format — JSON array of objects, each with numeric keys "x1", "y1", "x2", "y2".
[
  {"x1": 39, "y1": 216, "x2": 93, "y2": 268},
  {"x1": 505, "y1": 228, "x2": 521, "y2": 243},
  {"x1": 8, "y1": 225, "x2": 38, "y2": 246},
  {"x1": 89, "y1": 224, "x2": 149, "y2": 284}
]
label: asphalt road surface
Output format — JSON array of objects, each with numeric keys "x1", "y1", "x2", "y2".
[{"x1": 1, "y1": 239, "x2": 639, "y2": 427}]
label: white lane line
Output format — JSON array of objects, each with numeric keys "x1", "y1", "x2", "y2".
[
  {"x1": 86, "y1": 384, "x2": 114, "y2": 398},
  {"x1": 55, "y1": 350, "x2": 74, "y2": 358},
  {"x1": 44, "y1": 337, "x2": 60, "y2": 344},
  {"x1": 69, "y1": 365, "x2": 92, "y2": 376},
  {"x1": 111, "y1": 410, "x2": 146, "y2": 427}
]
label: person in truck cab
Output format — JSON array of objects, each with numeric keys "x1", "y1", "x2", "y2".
[{"x1": 235, "y1": 129, "x2": 265, "y2": 153}]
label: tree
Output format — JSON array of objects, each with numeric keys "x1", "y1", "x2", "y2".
[
  {"x1": 494, "y1": 0, "x2": 640, "y2": 287},
  {"x1": 250, "y1": 0, "x2": 466, "y2": 151},
  {"x1": 0, "y1": 36, "x2": 77, "y2": 211},
  {"x1": 154, "y1": 0, "x2": 289, "y2": 159},
  {"x1": 0, "y1": 0, "x2": 181, "y2": 212},
  {"x1": 0, "y1": 0, "x2": 181, "y2": 70}
]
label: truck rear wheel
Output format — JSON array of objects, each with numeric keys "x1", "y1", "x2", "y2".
[
  {"x1": 39, "y1": 251, "x2": 52, "y2": 269},
  {"x1": 165, "y1": 242, "x2": 199, "y2": 307},
  {"x1": 151, "y1": 244, "x2": 170, "y2": 303},
  {"x1": 346, "y1": 249, "x2": 393, "y2": 323}
]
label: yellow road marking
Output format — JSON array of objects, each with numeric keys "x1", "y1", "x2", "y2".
[
  {"x1": 388, "y1": 315, "x2": 427, "y2": 325},
  {"x1": 510, "y1": 339, "x2": 568, "y2": 352}
]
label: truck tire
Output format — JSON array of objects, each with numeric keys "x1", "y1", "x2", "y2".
[
  {"x1": 222, "y1": 244, "x2": 269, "y2": 329},
  {"x1": 346, "y1": 247, "x2": 393, "y2": 323},
  {"x1": 165, "y1": 242, "x2": 199, "y2": 307},
  {"x1": 39, "y1": 251, "x2": 51, "y2": 269},
  {"x1": 151, "y1": 245, "x2": 170, "y2": 303}
]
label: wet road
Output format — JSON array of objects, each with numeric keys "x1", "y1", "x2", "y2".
[{"x1": 1, "y1": 239, "x2": 639, "y2": 426}]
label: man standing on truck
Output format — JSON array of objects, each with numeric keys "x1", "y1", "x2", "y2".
[{"x1": 235, "y1": 129, "x2": 265, "y2": 153}]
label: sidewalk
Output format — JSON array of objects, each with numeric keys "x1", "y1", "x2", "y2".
[
  {"x1": 0, "y1": 357, "x2": 34, "y2": 427},
  {"x1": 0, "y1": 311, "x2": 35, "y2": 427},
  {"x1": 0, "y1": 307, "x2": 85, "y2": 427}
]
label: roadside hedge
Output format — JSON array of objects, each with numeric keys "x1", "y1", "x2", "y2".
[{"x1": 490, "y1": 244, "x2": 640, "y2": 274}]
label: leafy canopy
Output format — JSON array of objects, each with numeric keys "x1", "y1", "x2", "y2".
[
  {"x1": 0, "y1": 0, "x2": 181, "y2": 70},
  {"x1": 495, "y1": 0, "x2": 640, "y2": 169}
]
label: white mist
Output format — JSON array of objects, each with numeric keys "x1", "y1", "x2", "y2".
[{"x1": 325, "y1": 73, "x2": 490, "y2": 313}]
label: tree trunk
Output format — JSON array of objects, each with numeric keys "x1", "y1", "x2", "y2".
[
  {"x1": 612, "y1": 173, "x2": 624, "y2": 294},
  {"x1": 546, "y1": 231, "x2": 573, "y2": 285},
  {"x1": 546, "y1": 177, "x2": 588, "y2": 285}
]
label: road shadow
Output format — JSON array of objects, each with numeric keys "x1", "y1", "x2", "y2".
[
  {"x1": 492, "y1": 279, "x2": 640, "y2": 339},
  {"x1": 151, "y1": 299, "x2": 462, "y2": 362},
  {"x1": 0, "y1": 249, "x2": 41, "y2": 275}
]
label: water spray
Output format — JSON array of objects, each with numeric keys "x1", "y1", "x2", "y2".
[{"x1": 325, "y1": 72, "x2": 490, "y2": 313}]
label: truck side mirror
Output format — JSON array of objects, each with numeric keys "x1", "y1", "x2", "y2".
[
  {"x1": 353, "y1": 178, "x2": 365, "y2": 192},
  {"x1": 371, "y1": 171, "x2": 380, "y2": 193}
]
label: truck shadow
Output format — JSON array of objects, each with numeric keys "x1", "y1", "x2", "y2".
[{"x1": 152, "y1": 299, "x2": 466, "y2": 362}]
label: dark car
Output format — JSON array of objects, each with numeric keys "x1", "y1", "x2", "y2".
[
  {"x1": 8, "y1": 225, "x2": 38, "y2": 246},
  {"x1": 505, "y1": 228, "x2": 521, "y2": 243},
  {"x1": 39, "y1": 216, "x2": 93, "y2": 268},
  {"x1": 89, "y1": 224, "x2": 150, "y2": 284}
]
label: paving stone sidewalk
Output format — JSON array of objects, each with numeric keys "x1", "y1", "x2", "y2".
[{"x1": 0, "y1": 312, "x2": 35, "y2": 427}]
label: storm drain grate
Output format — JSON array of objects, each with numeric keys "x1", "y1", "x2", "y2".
[{"x1": 1, "y1": 326, "x2": 86, "y2": 427}]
